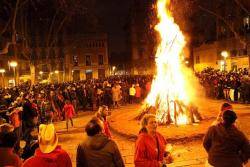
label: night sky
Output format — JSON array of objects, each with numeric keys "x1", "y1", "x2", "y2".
[{"x1": 95, "y1": 0, "x2": 133, "y2": 53}]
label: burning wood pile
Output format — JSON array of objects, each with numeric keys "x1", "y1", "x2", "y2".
[{"x1": 136, "y1": 0, "x2": 202, "y2": 125}]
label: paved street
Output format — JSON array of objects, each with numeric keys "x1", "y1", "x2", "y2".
[
  {"x1": 54, "y1": 112, "x2": 207, "y2": 167},
  {"x1": 54, "y1": 111, "x2": 135, "y2": 167},
  {"x1": 54, "y1": 100, "x2": 250, "y2": 167}
]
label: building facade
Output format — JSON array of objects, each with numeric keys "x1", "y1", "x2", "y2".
[
  {"x1": 65, "y1": 33, "x2": 109, "y2": 81},
  {"x1": 193, "y1": 36, "x2": 250, "y2": 72},
  {"x1": 126, "y1": 0, "x2": 156, "y2": 75},
  {"x1": 0, "y1": 33, "x2": 109, "y2": 87}
]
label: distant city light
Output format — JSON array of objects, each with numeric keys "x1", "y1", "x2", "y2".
[
  {"x1": 0, "y1": 69, "x2": 5, "y2": 73},
  {"x1": 10, "y1": 61, "x2": 18, "y2": 67},
  {"x1": 221, "y1": 51, "x2": 229, "y2": 58}
]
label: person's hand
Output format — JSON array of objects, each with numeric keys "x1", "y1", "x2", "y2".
[{"x1": 164, "y1": 154, "x2": 174, "y2": 164}]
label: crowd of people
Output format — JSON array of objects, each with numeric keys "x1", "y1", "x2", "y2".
[
  {"x1": 0, "y1": 74, "x2": 249, "y2": 167},
  {"x1": 196, "y1": 67, "x2": 250, "y2": 103}
]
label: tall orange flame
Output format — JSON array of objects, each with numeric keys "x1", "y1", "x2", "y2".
[{"x1": 145, "y1": 0, "x2": 190, "y2": 125}]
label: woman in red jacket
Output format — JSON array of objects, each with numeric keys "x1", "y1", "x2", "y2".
[
  {"x1": 63, "y1": 100, "x2": 75, "y2": 131},
  {"x1": 95, "y1": 105, "x2": 112, "y2": 138},
  {"x1": 134, "y1": 114, "x2": 167, "y2": 167}
]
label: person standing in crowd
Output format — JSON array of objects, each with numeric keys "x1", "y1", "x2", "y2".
[
  {"x1": 70, "y1": 87, "x2": 78, "y2": 114},
  {"x1": 7, "y1": 106, "x2": 23, "y2": 153},
  {"x1": 134, "y1": 114, "x2": 167, "y2": 167},
  {"x1": 22, "y1": 95, "x2": 38, "y2": 133},
  {"x1": 96, "y1": 105, "x2": 112, "y2": 138},
  {"x1": 63, "y1": 100, "x2": 75, "y2": 131},
  {"x1": 23, "y1": 123, "x2": 72, "y2": 167},
  {"x1": 135, "y1": 84, "x2": 142, "y2": 103},
  {"x1": 0, "y1": 123, "x2": 22, "y2": 167},
  {"x1": 76, "y1": 117, "x2": 124, "y2": 167},
  {"x1": 212, "y1": 102, "x2": 233, "y2": 125},
  {"x1": 103, "y1": 83, "x2": 113, "y2": 109},
  {"x1": 112, "y1": 83, "x2": 121, "y2": 108},
  {"x1": 203, "y1": 110, "x2": 250, "y2": 167},
  {"x1": 129, "y1": 84, "x2": 136, "y2": 104}
]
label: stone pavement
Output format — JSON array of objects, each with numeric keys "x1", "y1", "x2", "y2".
[
  {"x1": 109, "y1": 98, "x2": 250, "y2": 167},
  {"x1": 54, "y1": 98, "x2": 250, "y2": 167},
  {"x1": 54, "y1": 111, "x2": 136, "y2": 167}
]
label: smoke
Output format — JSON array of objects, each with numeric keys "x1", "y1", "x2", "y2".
[{"x1": 181, "y1": 65, "x2": 206, "y2": 104}]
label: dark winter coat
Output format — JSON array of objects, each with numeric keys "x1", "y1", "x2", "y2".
[
  {"x1": 76, "y1": 133, "x2": 124, "y2": 167},
  {"x1": 203, "y1": 123, "x2": 250, "y2": 167}
]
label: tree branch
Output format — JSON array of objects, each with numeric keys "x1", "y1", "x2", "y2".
[
  {"x1": 198, "y1": 5, "x2": 246, "y2": 47},
  {"x1": 19, "y1": 0, "x2": 30, "y2": 8},
  {"x1": 0, "y1": 16, "x2": 11, "y2": 35},
  {"x1": 234, "y1": 0, "x2": 250, "y2": 15},
  {"x1": 46, "y1": 9, "x2": 60, "y2": 47},
  {"x1": 47, "y1": 15, "x2": 68, "y2": 59}
]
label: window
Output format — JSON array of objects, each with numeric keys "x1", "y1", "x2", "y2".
[
  {"x1": 86, "y1": 55, "x2": 91, "y2": 66},
  {"x1": 42, "y1": 64, "x2": 48, "y2": 72},
  {"x1": 73, "y1": 55, "x2": 78, "y2": 66},
  {"x1": 98, "y1": 55, "x2": 104, "y2": 65}
]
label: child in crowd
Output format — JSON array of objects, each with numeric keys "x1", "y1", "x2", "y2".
[{"x1": 63, "y1": 100, "x2": 75, "y2": 131}]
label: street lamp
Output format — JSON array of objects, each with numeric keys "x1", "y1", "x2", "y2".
[
  {"x1": 39, "y1": 71, "x2": 43, "y2": 80},
  {"x1": 9, "y1": 61, "x2": 17, "y2": 86},
  {"x1": 221, "y1": 51, "x2": 229, "y2": 71},
  {"x1": 0, "y1": 69, "x2": 5, "y2": 87}
]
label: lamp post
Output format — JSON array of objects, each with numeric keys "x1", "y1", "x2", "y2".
[
  {"x1": 0, "y1": 69, "x2": 5, "y2": 87},
  {"x1": 9, "y1": 61, "x2": 17, "y2": 86},
  {"x1": 221, "y1": 51, "x2": 229, "y2": 71}
]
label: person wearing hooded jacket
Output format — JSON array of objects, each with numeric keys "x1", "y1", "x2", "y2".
[
  {"x1": 203, "y1": 110, "x2": 249, "y2": 167},
  {"x1": 76, "y1": 117, "x2": 124, "y2": 167}
]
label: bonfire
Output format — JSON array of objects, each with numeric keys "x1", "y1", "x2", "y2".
[{"x1": 136, "y1": 0, "x2": 202, "y2": 125}]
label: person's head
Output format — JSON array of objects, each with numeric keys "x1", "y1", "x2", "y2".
[
  {"x1": 65, "y1": 100, "x2": 70, "y2": 104},
  {"x1": 85, "y1": 117, "x2": 103, "y2": 136},
  {"x1": 96, "y1": 105, "x2": 109, "y2": 119},
  {"x1": 221, "y1": 102, "x2": 233, "y2": 112},
  {"x1": 38, "y1": 124, "x2": 58, "y2": 153},
  {"x1": 0, "y1": 124, "x2": 17, "y2": 148},
  {"x1": 140, "y1": 114, "x2": 157, "y2": 134},
  {"x1": 223, "y1": 110, "x2": 237, "y2": 127}
]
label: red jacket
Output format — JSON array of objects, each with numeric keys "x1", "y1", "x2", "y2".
[
  {"x1": 63, "y1": 104, "x2": 75, "y2": 118},
  {"x1": 103, "y1": 120, "x2": 112, "y2": 138},
  {"x1": 134, "y1": 132, "x2": 166, "y2": 167},
  {"x1": 22, "y1": 146, "x2": 72, "y2": 167},
  {"x1": 135, "y1": 86, "x2": 141, "y2": 98}
]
